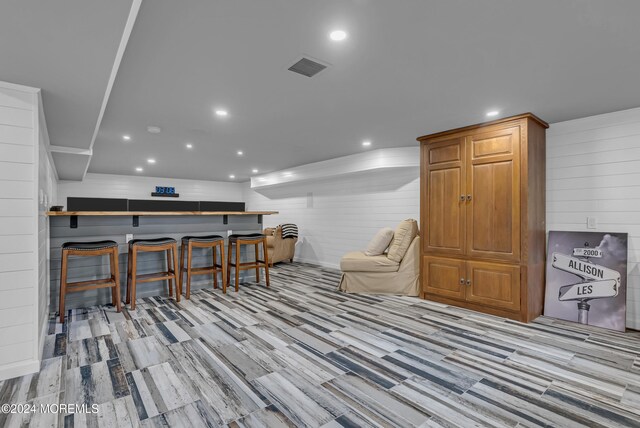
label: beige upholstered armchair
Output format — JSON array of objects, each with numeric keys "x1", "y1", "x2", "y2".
[
  {"x1": 338, "y1": 219, "x2": 420, "y2": 296},
  {"x1": 263, "y1": 226, "x2": 297, "y2": 265}
]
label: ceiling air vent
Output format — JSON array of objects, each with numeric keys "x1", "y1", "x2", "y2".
[{"x1": 288, "y1": 57, "x2": 328, "y2": 77}]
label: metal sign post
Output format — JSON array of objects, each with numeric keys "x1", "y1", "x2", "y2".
[{"x1": 577, "y1": 301, "x2": 590, "y2": 324}]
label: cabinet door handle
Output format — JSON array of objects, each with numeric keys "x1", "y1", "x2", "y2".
[
  {"x1": 466, "y1": 279, "x2": 471, "y2": 286},
  {"x1": 466, "y1": 194, "x2": 472, "y2": 201},
  {"x1": 459, "y1": 278, "x2": 465, "y2": 284},
  {"x1": 459, "y1": 195, "x2": 465, "y2": 202}
]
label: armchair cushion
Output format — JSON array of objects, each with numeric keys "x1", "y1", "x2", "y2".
[
  {"x1": 340, "y1": 251, "x2": 399, "y2": 272},
  {"x1": 387, "y1": 219, "x2": 419, "y2": 262},
  {"x1": 364, "y1": 227, "x2": 394, "y2": 256}
]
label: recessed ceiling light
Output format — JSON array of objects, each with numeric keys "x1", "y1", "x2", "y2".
[
  {"x1": 229, "y1": 174, "x2": 235, "y2": 179},
  {"x1": 237, "y1": 150, "x2": 244, "y2": 156},
  {"x1": 252, "y1": 169, "x2": 259, "y2": 174},
  {"x1": 147, "y1": 126, "x2": 161, "y2": 134},
  {"x1": 186, "y1": 143, "x2": 193, "y2": 149},
  {"x1": 486, "y1": 110, "x2": 500, "y2": 117},
  {"x1": 123, "y1": 135, "x2": 131, "y2": 141},
  {"x1": 329, "y1": 30, "x2": 348, "y2": 41},
  {"x1": 147, "y1": 158, "x2": 156, "y2": 164},
  {"x1": 135, "y1": 167, "x2": 143, "y2": 172},
  {"x1": 215, "y1": 109, "x2": 228, "y2": 117},
  {"x1": 362, "y1": 140, "x2": 372, "y2": 147}
]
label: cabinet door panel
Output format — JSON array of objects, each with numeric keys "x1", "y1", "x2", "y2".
[
  {"x1": 466, "y1": 127, "x2": 521, "y2": 261},
  {"x1": 423, "y1": 256, "x2": 466, "y2": 300},
  {"x1": 466, "y1": 261, "x2": 520, "y2": 311},
  {"x1": 424, "y1": 138, "x2": 465, "y2": 255}
]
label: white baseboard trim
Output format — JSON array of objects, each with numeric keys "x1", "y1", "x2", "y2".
[
  {"x1": 0, "y1": 359, "x2": 40, "y2": 381},
  {"x1": 294, "y1": 257, "x2": 340, "y2": 271}
]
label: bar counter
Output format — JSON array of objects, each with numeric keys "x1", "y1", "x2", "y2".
[
  {"x1": 47, "y1": 210, "x2": 278, "y2": 312},
  {"x1": 47, "y1": 210, "x2": 278, "y2": 216}
]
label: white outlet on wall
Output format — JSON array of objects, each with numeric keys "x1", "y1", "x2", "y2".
[
  {"x1": 126, "y1": 233, "x2": 134, "y2": 243},
  {"x1": 227, "y1": 230, "x2": 233, "y2": 237},
  {"x1": 587, "y1": 217, "x2": 597, "y2": 229}
]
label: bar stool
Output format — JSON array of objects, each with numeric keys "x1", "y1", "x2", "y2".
[
  {"x1": 226, "y1": 233, "x2": 270, "y2": 292},
  {"x1": 59, "y1": 240, "x2": 121, "y2": 323},
  {"x1": 126, "y1": 238, "x2": 180, "y2": 310},
  {"x1": 180, "y1": 235, "x2": 226, "y2": 297}
]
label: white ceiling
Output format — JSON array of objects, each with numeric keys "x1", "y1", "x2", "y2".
[
  {"x1": 0, "y1": 0, "x2": 132, "y2": 177},
  {"x1": 3, "y1": 1, "x2": 640, "y2": 182}
]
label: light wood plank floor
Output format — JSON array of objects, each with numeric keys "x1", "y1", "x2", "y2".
[{"x1": 1, "y1": 263, "x2": 640, "y2": 427}]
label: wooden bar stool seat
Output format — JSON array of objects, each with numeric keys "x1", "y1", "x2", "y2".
[
  {"x1": 180, "y1": 235, "x2": 226, "y2": 297},
  {"x1": 59, "y1": 240, "x2": 121, "y2": 323},
  {"x1": 226, "y1": 233, "x2": 270, "y2": 292},
  {"x1": 126, "y1": 237, "x2": 180, "y2": 310}
]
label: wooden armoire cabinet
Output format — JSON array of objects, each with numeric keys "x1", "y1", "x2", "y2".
[{"x1": 418, "y1": 113, "x2": 547, "y2": 322}]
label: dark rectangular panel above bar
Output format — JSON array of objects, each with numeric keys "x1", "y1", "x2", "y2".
[
  {"x1": 199, "y1": 201, "x2": 245, "y2": 212},
  {"x1": 128, "y1": 199, "x2": 200, "y2": 212},
  {"x1": 67, "y1": 197, "x2": 128, "y2": 211}
]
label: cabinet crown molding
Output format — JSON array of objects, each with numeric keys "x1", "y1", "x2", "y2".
[{"x1": 417, "y1": 113, "x2": 548, "y2": 142}]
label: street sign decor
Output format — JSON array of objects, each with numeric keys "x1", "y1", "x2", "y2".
[
  {"x1": 558, "y1": 279, "x2": 618, "y2": 301},
  {"x1": 544, "y1": 231, "x2": 628, "y2": 332},
  {"x1": 551, "y1": 253, "x2": 621, "y2": 283},
  {"x1": 573, "y1": 248, "x2": 603, "y2": 258}
]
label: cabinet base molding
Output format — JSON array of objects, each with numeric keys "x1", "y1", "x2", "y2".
[{"x1": 422, "y1": 293, "x2": 534, "y2": 322}]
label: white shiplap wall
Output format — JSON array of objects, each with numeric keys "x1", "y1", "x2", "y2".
[
  {"x1": 0, "y1": 82, "x2": 41, "y2": 380},
  {"x1": 57, "y1": 173, "x2": 243, "y2": 206},
  {"x1": 547, "y1": 107, "x2": 640, "y2": 330},
  {"x1": 243, "y1": 159, "x2": 420, "y2": 269}
]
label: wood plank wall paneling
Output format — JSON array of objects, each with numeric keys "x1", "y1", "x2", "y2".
[
  {"x1": 0, "y1": 124, "x2": 34, "y2": 146},
  {"x1": 547, "y1": 107, "x2": 640, "y2": 330},
  {"x1": 0, "y1": 83, "x2": 38, "y2": 378},
  {"x1": 56, "y1": 173, "x2": 244, "y2": 206},
  {"x1": 243, "y1": 166, "x2": 421, "y2": 269}
]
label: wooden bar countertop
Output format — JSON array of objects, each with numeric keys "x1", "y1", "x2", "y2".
[{"x1": 46, "y1": 211, "x2": 278, "y2": 216}]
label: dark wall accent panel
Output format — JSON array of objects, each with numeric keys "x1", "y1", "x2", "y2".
[
  {"x1": 67, "y1": 197, "x2": 128, "y2": 211},
  {"x1": 199, "y1": 201, "x2": 245, "y2": 212},
  {"x1": 128, "y1": 199, "x2": 200, "y2": 212},
  {"x1": 66, "y1": 197, "x2": 246, "y2": 212}
]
